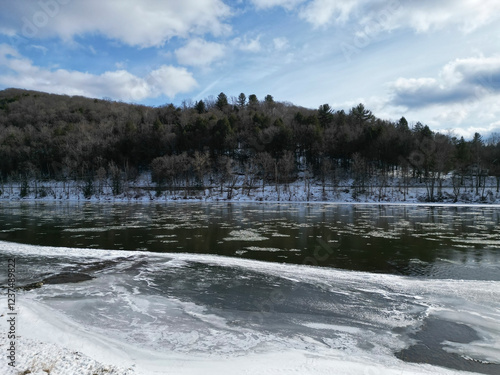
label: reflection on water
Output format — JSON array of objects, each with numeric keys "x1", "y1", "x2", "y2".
[{"x1": 0, "y1": 202, "x2": 499, "y2": 280}]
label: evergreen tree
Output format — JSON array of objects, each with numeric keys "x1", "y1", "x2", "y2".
[
  {"x1": 248, "y1": 94, "x2": 258, "y2": 109},
  {"x1": 216, "y1": 92, "x2": 228, "y2": 111},
  {"x1": 237, "y1": 93, "x2": 246, "y2": 108},
  {"x1": 264, "y1": 94, "x2": 274, "y2": 104},
  {"x1": 397, "y1": 116, "x2": 409, "y2": 131},
  {"x1": 350, "y1": 103, "x2": 374, "y2": 125},
  {"x1": 318, "y1": 104, "x2": 333, "y2": 127},
  {"x1": 195, "y1": 100, "x2": 206, "y2": 114}
]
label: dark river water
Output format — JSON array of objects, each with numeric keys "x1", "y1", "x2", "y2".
[
  {"x1": 0, "y1": 201, "x2": 499, "y2": 374},
  {"x1": 1, "y1": 201, "x2": 500, "y2": 280}
]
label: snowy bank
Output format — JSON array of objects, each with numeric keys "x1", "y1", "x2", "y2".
[{"x1": 1, "y1": 175, "x2": 499, "y2": 205}]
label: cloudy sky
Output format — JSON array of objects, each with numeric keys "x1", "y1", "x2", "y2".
[{"x1": 1, "y1": 0, "x2": 500, "y2": 138}]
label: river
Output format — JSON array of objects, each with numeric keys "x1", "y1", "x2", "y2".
[{"x1": 0, "y1": 202, "x2": 499, "y2": 374}]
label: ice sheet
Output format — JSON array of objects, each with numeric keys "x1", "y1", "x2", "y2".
[
  {"x1": 1, "y1": 240, "x2": 499, "y2": 374},
  {"x1": 0, "y1": 296, "x2": 485, "y2": 375}
]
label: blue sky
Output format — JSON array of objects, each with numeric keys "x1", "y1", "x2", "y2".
[{"x1": 1, "y1": 0, "x2": 500, "y2": 138}]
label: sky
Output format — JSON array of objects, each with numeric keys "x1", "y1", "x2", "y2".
[{"x1": 0, "y1": 0, "x2": 500, "y2": 139}]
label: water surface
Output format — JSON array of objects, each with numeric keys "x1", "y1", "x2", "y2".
[
  {"x1": 1, "y1": 201, "x2": 499, "y2": 280},
  {"x1": 1, "y1": 202, "x2": 499, "y2": 374}
]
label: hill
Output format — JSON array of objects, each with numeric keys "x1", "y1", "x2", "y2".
[{"x1": 0, "y1": 88, "x2": 499, "y2": 202}]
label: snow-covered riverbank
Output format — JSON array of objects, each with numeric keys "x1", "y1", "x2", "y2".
[{"x1": 1, "y1": 176, "x2": 499, "y2": 204}]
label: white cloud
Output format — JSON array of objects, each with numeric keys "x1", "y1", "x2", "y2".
[
  {"x1": 0, "y1": 44, "x2": 197, "y2": 101},
  {"x1": 391, "y1": 78, "x2": 426, "y2": 107},
  {"x1": 273, "y1": 37, "x2": 289, "y2": 51},
  {"x1": 370, "y1": 0, "x2": 500, "y2": 34},
  {"x1": 0, "y1": 44, "x2": 22, "y2": 67},
  {"x1": 115, "y1": 61, "x2": 126, "y2": 69},
  {"x1": 444, "y1": 56, "x2": 500, "y2": 90},
  {"x1": 300, "y1": 0, "x2": 360, "y2": 27},
  {"x1": 28, "y1": 45, "x2": 48, "y2": 54},
  {"x1": 250, "y1": 0, "x2": 305, "y2": 10},
  {"x1": 391, "y1": 56, "x2": 500, "y2": 109},
  {"x1": 1, "y1": 0, "x2": 231, "y2": 48},
  {"x1": 232, "y1": 36, "x2": 261, "y2": 52},
  {"x1": 391, "y1": 0, "x2": 500, "y2": 34},
  {"x1": 383, "y1": 55, "x2": 500, "y2": 138},
  {"x1": 436, "y1": 122, "x2": 500, "y2": 140},
  {"x1": 146, "y1": 66, "x2": 198, "y2": 98},
  {"x1": 254, "y1": 0, "x2": 500, "y2": 34},
  {"x1": 175, "y1": 38, "x2": 226, "y2": 67}
]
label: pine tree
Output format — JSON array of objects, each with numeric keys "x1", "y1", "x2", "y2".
[
  {"x1": 216, "y1": 92, "x2": 228, "y2": 111},
  {"x1": 237, "y1": 93, "x2": 246, "y2": 108}
]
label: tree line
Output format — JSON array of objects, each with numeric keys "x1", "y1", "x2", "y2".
[{"x1": 0, "y1": 88, "x2": 499, "y2": 201}]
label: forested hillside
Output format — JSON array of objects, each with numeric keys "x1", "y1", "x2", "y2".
[{"x1": 0, "y1": 88, "x2": 499, "y2": 201}]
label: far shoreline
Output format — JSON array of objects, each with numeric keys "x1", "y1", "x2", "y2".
[
  {"x1": 2, "y1": 196, "x2": 500, "y2": 208},
  {"x1": 1, "y1": 176, "x2": 500, "y2": 207}
]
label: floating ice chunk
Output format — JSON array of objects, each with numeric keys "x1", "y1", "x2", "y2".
[
  {"x1": 245, "y1": 246, "x2": 282, "y2": 252},
  {"x1": 301, "y1": 322, "x2": 362, "y2": 334},
  {"x1": 63, "y1": 225, "x2": 144, "y2": 232},
  {"x1": 223, "y1": 229, "x2": 268, "y2": 241},
  {"x1": 271, "y1": 232, "x2": 289, "y2": 237}
]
